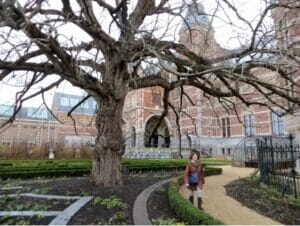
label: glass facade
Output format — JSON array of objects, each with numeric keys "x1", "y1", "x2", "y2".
[
  {"x1": 0, "y1": 105, "x2": 13, "y2": 116},
  {"x1": 27, "y1": 108, "x2": 49, "y2": 119}
]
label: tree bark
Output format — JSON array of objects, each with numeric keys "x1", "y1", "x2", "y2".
[
  {"x1": 91, "y1": 97, "x2": 126, "y2": 187},
  {"x1": 91, "y1": 59, "x2": 128, "y2": 187}
]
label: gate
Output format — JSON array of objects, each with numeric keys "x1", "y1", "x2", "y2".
[
  {"x1": 257, "y1": 135, "x2": 300, "y2": 198},
  {"x1": 244, "y1": 145, "x2": 258, "y2": 168}
]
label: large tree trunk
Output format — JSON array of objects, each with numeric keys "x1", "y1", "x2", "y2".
[
  {"x1": 91, "y1": 97, "x2": 126, "y2": 187},
  {"x1": 90, "y1": 61, "x2": 128, "y2": 187}
]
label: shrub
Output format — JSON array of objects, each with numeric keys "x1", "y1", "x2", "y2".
[{"x1": 168, "y1": 169, "x2": 223, "y2": 225}]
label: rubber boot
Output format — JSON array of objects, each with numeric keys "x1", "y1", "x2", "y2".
[
  {"x1": 198, "y1": 197, "x2": 203, "y2": 210},
  {"x1": 189, "y1": 196, "x2": 193, "y2": 204}
]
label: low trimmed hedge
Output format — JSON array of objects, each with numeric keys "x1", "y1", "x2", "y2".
[
  {"x1": 0, "y1": 158, "x2": 227, "y2": 179},
  {"x1": 168, "y1": 167, "x2": 224, "y2": 225}
]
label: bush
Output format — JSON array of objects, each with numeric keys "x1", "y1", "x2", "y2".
[
  {"x1": 168, "y1": 169, "x2": 223, "y2": 225},
  {"x1": 0, "y1": 159, "x2": 224, "y2": 179}
]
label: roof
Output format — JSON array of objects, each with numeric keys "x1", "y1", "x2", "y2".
[
  {"x1": 0, "y1": 93, "x2": 98, "y2": 120},
  {"x1": 52, "y1": 92, "x2": 97, "y2": 115},
  {"x1": 179, "y1": 2, "x2": 210, "y2": 33},
  {"x1": 0, "y1": 105, "x2": 55, "y2": 120}
]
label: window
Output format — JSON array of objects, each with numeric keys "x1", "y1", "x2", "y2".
[
  {"x1": 271, "y1": 112, "x2": 284, "y2": 135},
  {"x1": 27, "y1": 108, "x2": 48, "y2": 119},
  {"x1": 152, "y1": 93, "x2": 161, "y2": 106},
  {"x1": 0, "y1": 105, "x2": 13, "y2": 116},
  {"x1": 80, "y1": 101, "x2": 90, "y2": 109},
  {"x1": 70, "y1": 98, "x2": 79, "y2": 106},
  {"x1": 244, "y1": 114, "x2": 256, "y2": 136},
  {"x1": 221, "y1": 118, "x2": 231, "y2": 137},
  {"x1": 91, "y1": 100, "x2": 97, "y2": 110},
  {"x1": 60, "y1": 97, "x2": 69, "y2": 106}
]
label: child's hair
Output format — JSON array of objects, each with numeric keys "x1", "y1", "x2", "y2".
[{"x1": 189, "y1": 149, "x2": 200, "y2": 160}]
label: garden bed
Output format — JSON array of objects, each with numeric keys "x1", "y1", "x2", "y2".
[
  {"x1": 0, "y1": 172, "x2": 181, "y2": 225},
  {"x1": 225, "y1": 177, "x2": 300, "y2": 225}
]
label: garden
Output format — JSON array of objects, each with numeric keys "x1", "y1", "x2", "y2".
[
  {"x1": 0, "y1": 158, "x2": 226, "y2": 225},
  {"x1": 1, "y1": 156, "x2": 300, "y2": 225}
]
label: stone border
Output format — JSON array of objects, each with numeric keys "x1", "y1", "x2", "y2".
[
  {"x1": 0, "y1": 186, "x2": 23, "y2": 190},
  {"x1": 133, "y1": 178, "x2": 173, "y2": 225},
  {"x1": 0, "y1": 193, "x2": 93, "y2": 226},
  {"x1": 49, "y1": 196, "x2": 93, "y2": 225}
]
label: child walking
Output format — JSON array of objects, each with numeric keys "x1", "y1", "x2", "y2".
[{"x1": 184, "y1": 149, "x2": 205, "y2": 209}]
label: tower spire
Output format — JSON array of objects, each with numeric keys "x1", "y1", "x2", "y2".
[{"x1": 179, "y1": 1, "x2": 210, "y2": 33}]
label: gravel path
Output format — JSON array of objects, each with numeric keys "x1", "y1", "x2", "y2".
[{"x1": 179, "y1": 165, "x2": 282, "y2": 225}]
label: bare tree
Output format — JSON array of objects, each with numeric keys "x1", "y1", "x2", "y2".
[{"x1": 0, "y1": 0, "x2": 299, "y2": 187}]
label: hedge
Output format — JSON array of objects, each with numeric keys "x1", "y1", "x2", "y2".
[
  {"x1": 168, "y1": 167, "x2": 224, "y2": 225},
  {"x1": 0, "y1": 158, "x2": 227, "y2": 179}
]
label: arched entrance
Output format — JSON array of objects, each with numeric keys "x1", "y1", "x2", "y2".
[{"x1": 144, "y1": 116, "x2": 170, "y2": 148}]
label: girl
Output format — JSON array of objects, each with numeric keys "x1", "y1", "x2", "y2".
[{"x1": 184, "y1": 149, "x2": 205, "y2": 209}]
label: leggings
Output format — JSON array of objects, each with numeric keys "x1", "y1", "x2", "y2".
[{"x1": 188, "y1": 187, "x2": 202, "y2": 198}]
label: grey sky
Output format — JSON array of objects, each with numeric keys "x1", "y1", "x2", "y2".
[{"x1": 0, "y1": 0, "x2": 272, "y2": 108}]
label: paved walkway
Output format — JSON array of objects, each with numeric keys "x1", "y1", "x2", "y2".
[{"x1": 179, "y1": 165, "x2": 282, "y2": 225}]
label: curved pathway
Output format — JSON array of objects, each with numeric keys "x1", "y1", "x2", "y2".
[
  {"x1": 133, "y1": 178, "x2": 173, "y2": 225},
  {"x1": 179, "y1": 165, "x2": 282, "y2": 225}
]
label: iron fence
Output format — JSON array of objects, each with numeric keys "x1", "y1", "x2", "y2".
[{"x1": 257, "y1": 135, "x2": 300, "y2": 198}]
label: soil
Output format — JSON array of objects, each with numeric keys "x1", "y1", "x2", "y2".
[
  {"x1": 225, "y1": 177, "x2": 300, "y2": 225},
  {"x1": 147, "y1": 183, "x2": 181, "y2": 224},
  {"x1": 0, "y1": 171, "x2": 180, "y2": 225}
]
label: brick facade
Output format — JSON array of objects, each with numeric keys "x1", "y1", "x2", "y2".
[{"x1": 0, "y1": 1, "x2": 299, "y2": 157}]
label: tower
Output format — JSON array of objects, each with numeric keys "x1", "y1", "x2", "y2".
[{"x1": 179, "y1": 2, "x2": 227, "y2": 59}]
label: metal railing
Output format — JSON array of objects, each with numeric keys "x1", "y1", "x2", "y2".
[{"x1": 257, "y1": 135, "x2": 300, "y2": 198}]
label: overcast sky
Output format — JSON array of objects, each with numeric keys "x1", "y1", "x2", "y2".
[{"x1": 0, "y1": 0, "x2": 272, "y2": 108}]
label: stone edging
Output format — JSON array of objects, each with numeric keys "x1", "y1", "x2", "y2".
[{"x1": 133, "y1": 178, "x2": 173, "y2": 225}]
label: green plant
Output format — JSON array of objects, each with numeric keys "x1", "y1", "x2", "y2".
[
  {"x1": 0, "y1": 195, "x2": 14, "y2": 204},
  {"x1": 81, "y1": 191, "x2": 90, "y2": 196},
  {"x1": 152, "y1": 217, "x2": 183, "y2": 225},
  {"x1": 157, "y1": 187, "x2": 166, "y2": 192},
  {"x1": 93, "y1": 196, "x2": 127, "y2": 209},
  {"x1": 65, "y1": 191, "x2": 74, "y2": 196},
  {"x1": 108, "y1": 211, "x2": 127, "y2": 224},
  {"x1": 1, "y1": 215, "x2": 15, "y2": 225},
  {"x1": 1, "y1": 215, "x2": 11, "y2": 221},
  {"x1": 33, "y1": 213, "x2": 45, "y2": 219},
  {"x1": 249, "y1": 177, "x2": 300, "y2": 209},
  {"x1": 31, "y1": 188, "x2": 49, "y2": 194},
  {"x1": 168, "y1": 175, "x2": 223, "y2": 225},
  {"x1": 0, "y1": 158, "x2": 228, "y2": 179},
  {"x1": 14, "y1": 203, "x2": 30, "y2": 211},
  {"x1": 15, "y1": 219, "x2": 31, "y2": 225},
  {"x1": 64, "y1": 200, "x2": 72, "y2": 206},
  {"x1": 32, "y1": 203, "x2": 48, "y2": 211}
]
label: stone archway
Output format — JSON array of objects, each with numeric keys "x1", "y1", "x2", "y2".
[{"x1": 144, "y1": 116, "x2": 170, "y2": 148}]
